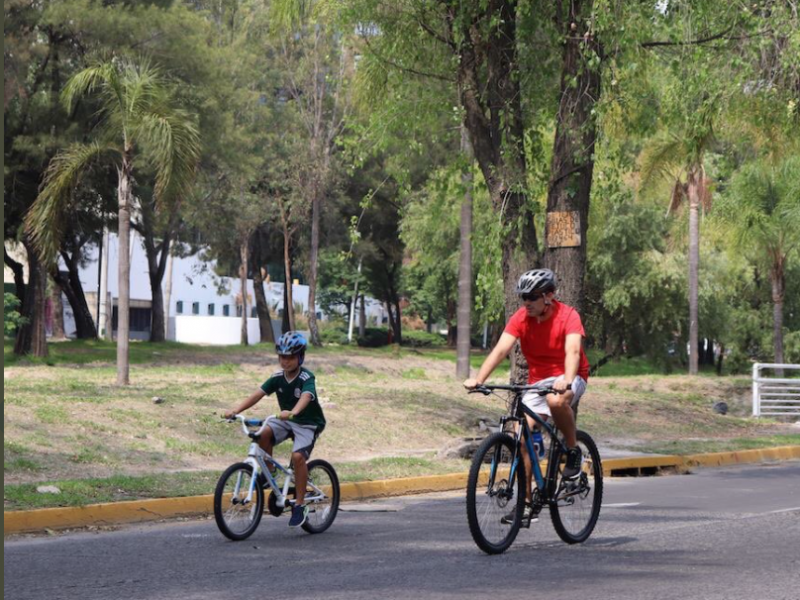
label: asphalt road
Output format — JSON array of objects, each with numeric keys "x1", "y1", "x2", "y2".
[{"x1": 5, "y1": 462, "x2": 800, "y2": 600}]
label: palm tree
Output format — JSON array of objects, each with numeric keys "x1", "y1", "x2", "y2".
[
  {"x1": 640, "y1": 99, "x2": 717, "y2": 375},
  {"x1": 25, "y1": 58, "x2": 201, "y2": 384},
  {"x1": 719, "y1": 157, "x2": 800, "y2": 368}
]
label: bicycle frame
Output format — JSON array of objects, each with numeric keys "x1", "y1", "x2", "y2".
[
  {"x1": 498, "y1": 393, "x2": 570, "y2": 506},
  {"x1": 230, "y1": 415, "x2": 329, "y2": 508}
]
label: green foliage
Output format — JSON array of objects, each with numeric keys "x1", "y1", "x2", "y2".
[
  {"x1": 4, "y1": 294, "x2": 27, "y2": 337},
  {"x1": 319, "y1": 325, "x2": 350, "y2": 345},
  {"x1": 585, "y1": 173, "x2": 686, "y2": 360},
  {"x1": 356, "y1": 327, "x2": 392, "y2": 348},
  {"x1": 401, "y1": 330, "x2": 446, "y2": 348}
]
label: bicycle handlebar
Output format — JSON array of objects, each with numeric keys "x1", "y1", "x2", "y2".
[
  {"x1": 468, "y1": 383, "x2": 571, "y2": 396},
  {"x1": 224, "y1": 414, "x2": 294, "y2": 435}
]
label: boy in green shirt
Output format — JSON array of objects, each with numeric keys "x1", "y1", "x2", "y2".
[{"x1": 225, "y1": 331, "x2": 325, "y2": 528}]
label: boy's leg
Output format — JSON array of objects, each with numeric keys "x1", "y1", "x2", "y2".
[
  {"x1": 258, "y1": 427, "x2": 274, "y2": 455},
  {"x1": 292, "y1": 452, "x2": 307, "y2": 505}
]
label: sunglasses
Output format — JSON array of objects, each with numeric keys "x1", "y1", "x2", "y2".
[{"x1": 520, "y1": 292, "x2": 545, "y2": 302}]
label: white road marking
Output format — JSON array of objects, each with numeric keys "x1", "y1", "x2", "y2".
[
  {"x1": 768, "y1": 507, "x2": 800, "y2": 514},
  {"x1": 604, "y1": 502, "x2": 642, "y2": 508}
]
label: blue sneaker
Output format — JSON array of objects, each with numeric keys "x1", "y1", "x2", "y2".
[{"x1": 289, "y1": 504, "x2": 308, "y2": 528}]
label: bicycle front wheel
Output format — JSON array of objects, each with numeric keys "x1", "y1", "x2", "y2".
[
  {"x1": 466, "y1": 433, "x2": 526, "y2": 554},
  {"x1": 550, "y1": 429, "x2": 603, "y2": 544},
  {"x1": 302, "y1": 459, "x2": 340, "y2": 534},
  {"x1": 214, "y1": 462, "x2": 264, "y2": 541}
]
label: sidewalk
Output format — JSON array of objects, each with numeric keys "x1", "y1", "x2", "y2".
[{"x1": 5, "y1": 445, "x2": 799, "y2": 536}]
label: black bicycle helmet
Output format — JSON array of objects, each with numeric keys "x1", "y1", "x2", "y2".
[{"x1": 516, "y1": 268, "x2": 557, "y2": 295}]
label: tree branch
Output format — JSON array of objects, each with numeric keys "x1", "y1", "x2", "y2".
[
  {"x1": 640, "y1": 25, "x2": 751, "y2": 48},
  {"x1": 361, "y1": 36, "x2": 456, "y2": 83}
]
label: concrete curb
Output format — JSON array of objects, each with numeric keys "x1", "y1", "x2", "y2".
[{"x1": 5, "y1": 445, "x2": 799, "y2": 536}]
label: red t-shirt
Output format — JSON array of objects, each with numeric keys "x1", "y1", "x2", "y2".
[{"x1": 504, "y1": 300, "x2": 590, "y2": 382}]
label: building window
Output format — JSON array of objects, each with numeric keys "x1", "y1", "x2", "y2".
[
  {"x1": 176, "y1": 301, "x2": 183, "y2": 314},
  {"x1": 251, "y1": 307, "x2": 257, "y2": 318},
  {"x1": 223, "y1": 304, "x2": 230, "y2": 317},
  {"x1": 236, "y1": 305, "x2": 243, "y2": 317},
  {"x1": 192, "y1": 302, "x2": 200, "y2": 315},
  {"x1": 208, "y1": 303, "x2": 215, "y2": 316}
]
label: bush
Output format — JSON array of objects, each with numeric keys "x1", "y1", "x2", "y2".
[
  {"x1": 356, "y1": 327, "x2": 391, "y2": 348},
  {"x1": 401, "y1": 329, "x2": 446, "y2": 348},
  {"x1": 4, "y1": 293, "x2": 26, "y2": 337},
  {"x1": 319, "y1": 326, "x2": 350, "y2": 345}
]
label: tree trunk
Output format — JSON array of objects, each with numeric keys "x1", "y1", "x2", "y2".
[
  {"x1": 14, "y1": 237, "x2": 48, "y2": 357},
  {"x1": 52, "y1": 269, "x2": 95, "y2": 339},
  {"x1": 4, "y1": 246, "x2": 26, "y2": 303},
  {"x1": 163, "y1": 249, "x2": 174, "y2": 340},
  {"x1": 543, "y1": 0, "x2": 601, "y2": 314},
  {"x1": 359, "y1": 293, "x2": 366, "y2": 336},
  {"x1": 116, "y1": 154, "x2": 133, "y2": 385},
  {"x1": 140, "y1": 233, "x2": 165, "y2": 343},
  {"x1": 454, "y1": 6, "x2": 537, "y2": 383},
  {"x1": 253, "y1": 262, "x2": 275, "y2": 345},
  {"x1": 240, "y1": 238, "x2": 249, "y2": 346},
  {"x1": 50, "y1": 280, "x2": 66, "y2": 339},
  {"x1": 98, "y1": 227, "x2": 111, "y2": 340},
  {"x1": 278, "y1": 198, "x2": 296, "y2": 332},
  {"x1": 456, "y1": 124, "x2": 473, "y2": 379},
  {"x1": 687, "y1": 167, "x2": 700, "y2": 376},
  {"x1": 307, "y1": 193, "x2": 322, "y2": 346},
  {"x1": 771, "y1": 261, "x2": 785, "y2": 376},
  {"x1": 282, "y1": 278, "x2": 292, "y2": 334},
  {"x1": 56, "y1": 247, "x2": 98, "y2": 339}
]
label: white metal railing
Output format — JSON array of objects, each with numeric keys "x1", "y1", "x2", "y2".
[{"x1": 752, "y1": 363, "x2": 800, "y2": 417}]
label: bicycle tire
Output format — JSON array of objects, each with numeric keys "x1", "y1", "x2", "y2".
[
  {"x1": 466, "y1": 432, "x2": 526, "y2": 554},
  {"x1": 550, "y1": 430, "x2": 603, "y2": 544},
  {"x1": 214, "y1": 462, "x2": 265, "y2": 541},
  {"x1": 301, "y1": 459, "x2": 340, "y2": 534}
]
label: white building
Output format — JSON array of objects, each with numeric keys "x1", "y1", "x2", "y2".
[{"x1": 60, "y1": 233, "x2": 385, "y2": 344}]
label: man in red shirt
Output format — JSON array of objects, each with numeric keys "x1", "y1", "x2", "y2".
[{"x1": 464, "y1": 269, "x2": 589, "y2": 519}]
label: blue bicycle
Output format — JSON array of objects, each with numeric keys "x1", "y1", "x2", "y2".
[{"x1": 466, "y1": 383, "x2": 603, "y2": 554}]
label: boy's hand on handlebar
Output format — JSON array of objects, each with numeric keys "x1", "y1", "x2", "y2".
[
  {"x1": 223, "y1": 409, "x2": 237, "y2": 420},
  {"x1": 279, "y1": 410, "x2": 293, "y2": 421}
]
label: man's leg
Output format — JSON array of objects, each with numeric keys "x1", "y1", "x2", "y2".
[
  {"x1": 547, "y1": 391, "x2": 577, "y2": 448},
  {"x1": 519, "y1": 422, "x2": 533, "y2": 503}
]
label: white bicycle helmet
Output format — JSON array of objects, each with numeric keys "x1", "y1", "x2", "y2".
[{"x1": 516, "y1": 268, "x2": 557, "y2": 295}]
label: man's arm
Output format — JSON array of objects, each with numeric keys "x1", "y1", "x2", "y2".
[
  {"x1": 463, "y1": 332, "x2": 518, "y2": 388},
  {"x1": 553, "y1": 333, "x2": 582, "y2": 393}
]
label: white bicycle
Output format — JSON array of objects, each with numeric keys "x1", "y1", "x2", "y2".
[{"x1": 214, "y1": 415, "x2": 340, "y2": 541}]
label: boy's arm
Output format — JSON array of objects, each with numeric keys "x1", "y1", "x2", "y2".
[
  {"x1": 463, "y1": 332, "x2": 518, "y2": 388},
  {"x1": 280, "y1": 392, "x2": 313, "y2": 420},
  {"x1": 225, "y1": 389, "x2": 267, "y2": 418}
]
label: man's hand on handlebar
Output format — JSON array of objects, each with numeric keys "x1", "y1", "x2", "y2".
[
  {"x1": 223, "y1": 409, "x2": 237, "y2": 420},
  {"x1": 463, "y1": 378, "x2": 481, "y2": 390},
  {"x1": 552, "y1": 379, "x2": 572, "y2": 395}
]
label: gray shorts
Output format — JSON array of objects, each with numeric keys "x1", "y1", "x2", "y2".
[
  {"x1": 521, "y1": 375, "x2": 587, "y2": 418},
  {"x1": 258, "y1": 418, "x2": 320, "y2": 459}
]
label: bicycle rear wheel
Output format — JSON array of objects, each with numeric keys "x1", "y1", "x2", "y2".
[
  {"x1": 466, "y1": 433, "x2": 526, "y2": 554},
  {"x1": 550, "y1": 430, "x2": 603, "y2": 544},
  {"x1": 214, "y1": 462, "x2": 264, "y2": 541},
  {"x1": 301, "y1": 459, "x2": 340, "y2": 534}
]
